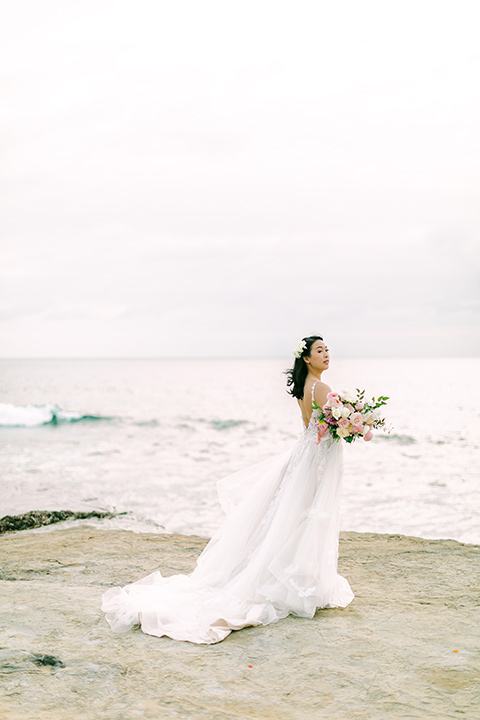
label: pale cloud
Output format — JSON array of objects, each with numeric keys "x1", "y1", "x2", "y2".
[{"x1": 1, "y1": 0, "x2": 479, "y2": 357}]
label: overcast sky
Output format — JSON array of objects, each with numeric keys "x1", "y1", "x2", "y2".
[{"x1": 1, "y1": 0, "x2": 479, "y2": 358}]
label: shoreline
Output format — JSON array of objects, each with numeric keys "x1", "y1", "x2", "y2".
[
  {"x1": 1, "y1": 509, "x2": 479, "y2": 548},
  {"x1": 1, "y1": 525, "x2": 479, "y2": 719}
]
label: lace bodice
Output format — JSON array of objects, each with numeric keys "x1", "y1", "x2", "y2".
[
  {"x1": 303, "y1": 380, "x2": 321, "y2": 436},
  {"x1": 302, "y1": 380, "x2": 335, "y2": 453}
]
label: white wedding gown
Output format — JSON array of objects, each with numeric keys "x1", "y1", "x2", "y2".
[{"x1": 101, "y1": 382, "x2": 354, "y2": 644}]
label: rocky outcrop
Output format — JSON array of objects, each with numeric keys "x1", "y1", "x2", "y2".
[
  {"x1": 0, "y1": 511, "x2": 120, "y2": 535},
  {"x1": 0, "y1": 526, "x2": 479, "y2": 720}
]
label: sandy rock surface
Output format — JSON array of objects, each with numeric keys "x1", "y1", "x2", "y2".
[{"x1": 0, "y1": 526, "x2": 479, "y2": 720}]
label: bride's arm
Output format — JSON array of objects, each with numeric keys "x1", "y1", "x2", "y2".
[{"x1": 313, "y1": 381, "x2": 332, "y2": 409}]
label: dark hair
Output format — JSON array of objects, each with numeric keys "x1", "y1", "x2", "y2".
[{"x1": 285, "y1": 335, "x2": 324, "y2": 399}]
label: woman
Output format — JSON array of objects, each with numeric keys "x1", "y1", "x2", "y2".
[{"x1": 102, "y1": 335, "x2": 354, "y2": 644}]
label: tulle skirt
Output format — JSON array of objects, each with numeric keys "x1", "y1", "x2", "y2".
[{"x1": 101, "y1": 429, "x2": 354, "y2": 644}]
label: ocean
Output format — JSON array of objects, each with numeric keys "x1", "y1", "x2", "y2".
[{"x1": 1, "y1": 357, "x2": 479, "y2": 544}]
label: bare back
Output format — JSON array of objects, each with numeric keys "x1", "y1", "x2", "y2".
[{"x1": 297, "y1": 378, "x2": 332, "y2": 428}]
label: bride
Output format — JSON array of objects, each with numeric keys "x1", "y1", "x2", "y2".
[{"x1": 102, "y1": 335, "x2": 355, "y2": 644}]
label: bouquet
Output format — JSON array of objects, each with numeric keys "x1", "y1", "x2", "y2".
[{"x1": 313, "y1": 389, "x2": 389, "y2": 444}]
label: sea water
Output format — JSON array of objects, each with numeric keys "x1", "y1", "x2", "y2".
[{"x1": 0, "y1": 357, "x2": 478, "y2": 544}]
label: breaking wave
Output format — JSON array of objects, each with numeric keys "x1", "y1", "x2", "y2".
[{"x1": 0, "y1": 403, "x2": 112, "y2": 427}]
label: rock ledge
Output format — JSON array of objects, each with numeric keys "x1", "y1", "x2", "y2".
[{"x1": 1, "y1": 526, "x2": 479, "y2": 720}]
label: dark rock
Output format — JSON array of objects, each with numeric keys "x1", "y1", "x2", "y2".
[
  {"x1": 0, "y1": 510, "x2": 120, "y2": 535},
  {"x1": 31, "y1": 654, "x2": 66, "y2": 669}
]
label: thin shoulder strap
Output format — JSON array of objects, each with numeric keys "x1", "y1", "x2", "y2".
[{"x1": 311, "y1": 380, "x2": 319, "y2": 405}]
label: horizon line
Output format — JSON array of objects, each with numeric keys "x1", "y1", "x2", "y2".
[{"x1": 0, "y1": 355, "x2": 479, "y2": 361}]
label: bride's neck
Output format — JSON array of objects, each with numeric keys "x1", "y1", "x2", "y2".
[{"x1": 307, "y1": 370, "x2": 323, "y2": 382}]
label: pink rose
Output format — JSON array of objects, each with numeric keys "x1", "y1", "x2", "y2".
[
  {"x1": 326, "y1": 392, "x2": 341, "y2": 407},
  {"x1": 350, "y1": 412, "x2": 363, "y2": 427},
  {"x1": 345, "y1": 404, "x2": 354, "y2": 413},
  {"x1": 355, "y1": 401, "x2": 364, "y2": 411},
  {"x1": 364, "y1": 430, "x2": 373, "y2": 441},
  {"x1": 338, "y1": 417, "x2": 349, "y2": 429}
]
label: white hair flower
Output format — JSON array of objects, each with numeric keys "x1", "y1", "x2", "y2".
[{"x1": 293, "y1": 340, "x2": 307, "y2": 358}]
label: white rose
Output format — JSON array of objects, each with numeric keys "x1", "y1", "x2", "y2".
[
  {"x1": 341, "y1": 390, "x2": 356, "y2": 403},
  {"x1": 341, "y1": 406, "x2": 351, "y2": 419},
  {"x1": 361, "y1": 424, "x2": 370, "y2": 435},
  {"x1": 364, "y1": 412, "x2": 374, "y2": 425},
  {"x1": 332, "y1": 407, "x2": 342, "y2": 420},
  {"x1": 337, "y1": 426, "x2": 350, "y2": 438}
]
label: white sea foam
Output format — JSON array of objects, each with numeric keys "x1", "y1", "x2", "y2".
[{"x1": 0, "y1": 402, "x2": 106, "y2": 426}]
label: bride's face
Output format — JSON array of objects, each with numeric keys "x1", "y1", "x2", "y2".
[{"x1": 304, "y1": 340, "x2": 330, "y2": 372}]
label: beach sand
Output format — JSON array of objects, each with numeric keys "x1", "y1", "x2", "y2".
[{"x1": 0, "y1": 525, "x2": 479, "y2": 719}]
